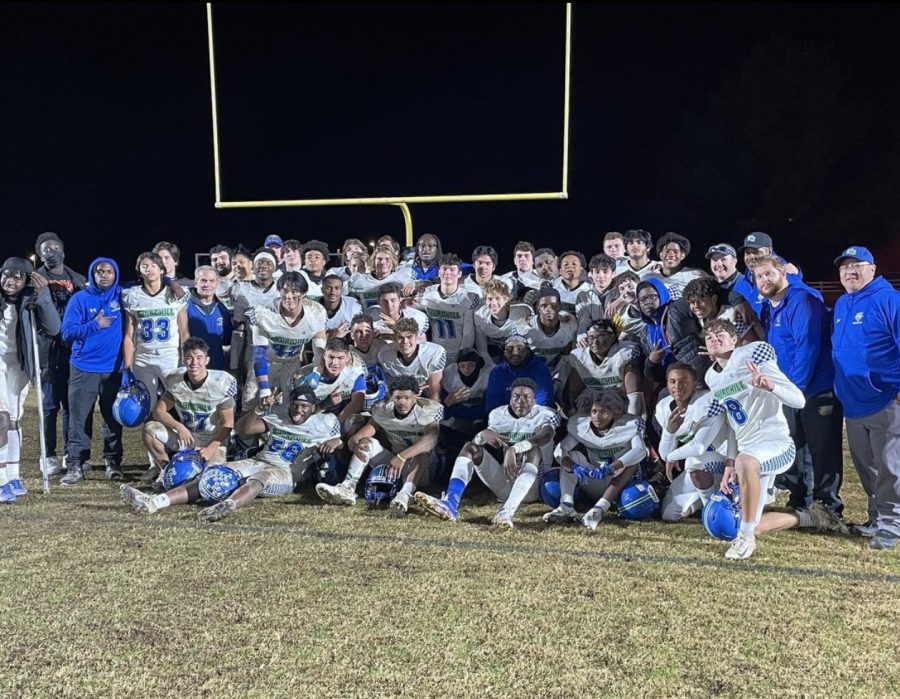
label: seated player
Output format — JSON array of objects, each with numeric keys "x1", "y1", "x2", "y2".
[
  {"x1": 367, "y1": 281, "x2": 429, "y2": 338},
  {"x1": 121, "y1": 385, "x2": 341, "y2": 520},
  {"x1": 440, "y1": 348, "x2": 494, "y2": 453},
  {"x1": 654, "y1": 362, "x2": 728, "y2": 521},
  {"x1": 565, "y1": 320, "x2": 643, "y2": 417},
  {"x1": 543, "y1": 388, "x2": 648, "y2": 529},
  {"x1": 703, "y1": 319, "x2": 846, "y2": 560},
  {"x1": 416, "y1": 378, "x2": 560, "y2": 528},
  {"x1": 376, "y1": 317, "x2": 446, "y2": 400},
  {"x1": 292, "y1": 337, "x2": 366, "y2": 436},
  {"x1": 248, "y1": 271, "x2": 327, "y2": 405},
  {"x1": 141, "y1": 337, "x2": 236, "y2": 483},
  {"x1": 314, "y1": 376, "x2": 442, "y2": 514}
]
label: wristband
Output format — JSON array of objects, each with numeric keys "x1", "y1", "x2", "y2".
[
  {"x1": 513, "y1": 440, "x2": 532, "y2": 454},
  {"x1": 395, "y1": 454, "x2": 407, "y2": 464},
  {"x1": 473, "y1": 433, "x2": 486, "y2": 446}
]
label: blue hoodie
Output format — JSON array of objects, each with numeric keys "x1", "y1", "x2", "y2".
[
  {"x1": 61, "y1": 258, "x2": 124, "y2": 373},
  {"x1": 636, "y1": 277, "x2": 673, "y2": 359},
  {"x1": 759, "y1": 284, "x2": 834, "y2": 397},
  {"x1": 831, "y1": 276, "x2": 900, "y2": 419}
]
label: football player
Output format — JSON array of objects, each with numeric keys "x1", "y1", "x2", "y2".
[
  {"x1": 140, "y1": 337, "x2": 237, "y2": 482},
  {"x1": 320, "y1": 274, "x2": 362, "y2": 340},
  {"x1": 121, "y1": 385, "x2": 341, "y2": 520},
  {"x1": 376, "y1": 317, "x2": 446, "y2": 400},
  {"x1": 703, "y1": 319, "x2": 846, "y2": 560},
  {"x1": 523, "y1": 287, "x2": 577, "y2": 370},
  {"x1": 622, "y1": 229, "x2": 661, "y2": 278},
  {"x1": 367, "y1": 281, "x2": 429, "y2": 338},
  {"x1": 121, "y1": 252, "x2": 189, "y2": 414},
  {"x1": 419, "y1": 253, "x2": 479, "y2": 363},
  {"x1": 314, "y1": 376, "x2": 443, "y2": 514},
  {"x1": 417, "y1": 377, "x2": 559, "y2": 527},
  {"x1": 647, "y1": 232, "x2": 705, "y2": 300},
  {"x1": 543, "y1": 388, "x2": 648, "y2": 529},
  {"x1": 474, "y1": 279, "x2": 532, "y2": 362},
  {"x1": 462, "y1": 246, "x2": 513, "y2": 298},
  {"x1": 575, "y1": 253, "x2": 617, "y2": 345},
  {"x1": 500, "y1": 241, "x2": 542, "y2": 299},
  {"x1": 347, "y1": 314, "x2": 387, "y2": 367},
  {"x1": 552, "y1": 251, "x2": 591, "y2": 314},
  {"x1": 291, "y1": 337, "x2": 366, "y2": 435},
  {"x1": 348, "y1": 244, "x2": 415, "y2": 308}
]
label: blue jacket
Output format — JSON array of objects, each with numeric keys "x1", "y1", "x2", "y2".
[
  {"x1": 743, "y1": 258, "x2": 821, "y2": 317},
  {"x1": 485, "y1": 354, "x2": 553, "y2": 412},
  {"x1": 760, "y1": 284, "x2": 834, "y2": 397},
  {"x1": 61, "y1": 258, "x2": 124, "y2": 373},
  {"x1": 831, "y1": 276, "x2": 900, "y2": 419},
  {"x1": 187, "y1": 292, "x2": 233, "y2": 371}
]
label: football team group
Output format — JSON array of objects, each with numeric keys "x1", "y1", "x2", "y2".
[{"x1": 0, "y1": 228, "x2": 897, "y2": 560}]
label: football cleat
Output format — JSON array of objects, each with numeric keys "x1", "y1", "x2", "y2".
[
  {"x1": 725, "y1": 532, "x2": 757, "y2": 560},
  {"x1": 315, "y1": 481, "x2": 357, "y2": 506},
  {"x1": 199, "y1": 498, "x2": 237, "y2": 523},
  {"x1": 808, "y1": 501, "x2": 849, "y2": 535},
  {"x1": 120, "y1": 484, "x2": 158, "y2": 514},
  {"x1": 542, "y1": 505, "x2": 577, "y2": 524},
  {"x1": 9, "y1": 479, "x2": 28, "y2": 497},
  {"x1": 0, "y1": 483, "x2": 18, "y2": 504},
  {"x1": 493, "y1": 506, "x2": 514, "y2": 529},
  {"x1": 580, "y1": 506, "x2": 605, "y2": 530},
  {"x1": 414, "y1": 492, "x2": 458, "y2": 522},
  {"x1": 389, "y1": 491, "x2": 410, "y2": 515}
]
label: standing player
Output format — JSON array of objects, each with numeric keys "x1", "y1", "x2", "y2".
[
  {"x1": 248, "y1": 272, "x2": 327, "y2": 405},
  {"x1": 368, "y1": 282, "x2": 429, "y2": 338},
  {"x1": 704, "y1": 319, "x2": 845, "y2": 560},
  {"x1": 552, "y1": 251, "x2": 591, "y2": 314},
  {"x1": 500, "y1": 241, "x2": 542, "y2": 300},
  {"x1": 140, "y1": 338, "x2": 236, "y2": 481},
  {"x1": 121, "y1": 385, "x2": 341, "y2": 521},
  {"x1": 320, "y1": 274, "x2": 362, "y2": 340},
  {"x1": 523, "y1": 287, "x2": 577, "y2": 370},
  {"x1": 376, "y1": 317, "x2": 446, "y2": 400},
  {"x1": 575, "y1": 253, "x2": 617, "y2": 344},
  {"x1": 463, "y1": 246, "x2": 512, "y2": 298},
  {"x1": 542, "y1": 388, "x2": 648, "y2": 529},
  {"x1": 647, "y1": 232, "x2": 705, "y2": 300},
  {"x1": 348, "y1": 244, "x2": 415, "y2": 308},
  {"x1": 315, "y1": 376, "x2": 442, "y2": 514},
  {"x1": 474, "y1": 279, "x2": 532, "y2": 361},
  {"x1": 417, "y1": 378, "x2": 559, "y2": 527},
  {"x1": 121, "y1": 252, "x2": 189, "y2": 414},
  {"x1": 419, "y1": 253, "x2": 479, "y2": 363},
  {"x1": 623, "y1": 229, "x2": 661, "y2": 278},
  {"x1": 209, "y1": 244, "x2": 235, "y2": 310},
  {"x1": 300, "y1": 240, "x2": 330, "y2": 301}
]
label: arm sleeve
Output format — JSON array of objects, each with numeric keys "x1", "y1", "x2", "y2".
[
  {"x1": 253, "y1": 345, "x2": 270, "y2": 381},
  {"x1": 618, "y1": 434, "x2": 648, "y2": 468},
  {"x1": 666, "y1": 413, "x2": 727, "y2": 462}
]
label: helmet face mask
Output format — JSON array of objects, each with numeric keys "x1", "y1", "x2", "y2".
[
  {"x1": 113, "y1": 380, "x2": 152, "y2": 427},
  {"x1": 198, "y1": 465, "x2": 241, "y2": 503},
  {"x1": 364, "y1": 366, "x2": 388, "y2": 411},
  {"x1": 364, "y1": 464, "x2": 398, "y2": 509}
]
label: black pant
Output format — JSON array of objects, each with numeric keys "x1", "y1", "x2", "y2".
[
  {"x1": 65, "y1": 367, "x2": 123, "y2": 466},
  {"x1": 777, "y1": 392, "x2": 845, "y2": 515},
  {"x1": 41, "y1": 364, "x2": 77, "y2": 457}
]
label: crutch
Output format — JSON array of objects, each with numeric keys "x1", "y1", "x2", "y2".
[{"x1": 29, "y1": 308, "x2": 51, "y2": 494}]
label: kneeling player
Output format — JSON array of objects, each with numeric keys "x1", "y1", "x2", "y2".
[
  {"x1": 704, "y1": 319, "x2": 846, "y2": 560},
  {"x1": 314, "y1": 376, "x2": 442, "y2": 514},
  {"x1": 543, "y1": 388, "x2": 648, "y2": 529},
  {"x1": 140, "y1": 337, "x2": 237, "y2": 483},
  {"x1": 416, "y1": 378, "x2": 559, "y2": 528},
  {"x1": 655, "y1": 362, "x2": 728, "y2": 521},
  {"x1": 121, "y1": 386, "x2": 341, "y2": 520}
]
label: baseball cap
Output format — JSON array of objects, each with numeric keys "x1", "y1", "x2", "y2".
[
  {"x1": 705, "y1": 243, "x2": 737, "y2": 259},
  {"x1": 834, "y1": 246, "x2": 874, "y2": 266},
  {"x1": 264, "y1": 234, "x2": 284, "y2": 247},
  {"x1": 738, "y1": 232, "x2": 773, "y2": 251}
]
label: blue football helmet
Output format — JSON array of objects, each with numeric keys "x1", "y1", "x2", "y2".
[
  {"x1": 364, "y1": 365, "x2": 388, "y2": 411},
  {"x1": 161, "y1": 449, "x2": 205, "y2": 490},
  {"x1": 198, "y1": 464, "x2": 241, "y2": 503},
  {"x1": 112, "y1": 380, "x2": 151, "y2": 427},
  {"x1": 702, "y1": 485, "x2": 742, "y2": 541},
  {"x1": 617, "y1": 480, "x2": 660, "y2": 520},
  {"x1": 364, "y1": 464, "x2": 398, "y2": 509}
]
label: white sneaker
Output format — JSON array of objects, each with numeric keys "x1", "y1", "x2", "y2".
[
  {"x1": 543, "y1": 505, "x2": 577, "y2": 524},
  {"x1": 389, "y1": 491, "x2": 410, "y2": 515},
  {"x1": 580, "y1": 506, "x2": 605, "y2": 530},
  {"x1": 725, "y1": 532, "x2": 757, "y2": 560},
  {"x1": 44, "y1": 456, "x2": 63, "y2": 476},
  {"x1": 492, "y1": 506, "x2": 514, "y2": 529},
  {"x1": 120, "y1": 484, "x2": 158, "y2": 514},
  {"x1": 808, "y1": 501, "x2": 849, "y2": 535},
  {"x1": 315, "y1": 481, "x2": 357, "y2": 506}
]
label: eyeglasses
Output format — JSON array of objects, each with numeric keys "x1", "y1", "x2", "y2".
[{"x1": 839, "y1": 262, "x2": 871, "y2": 273}]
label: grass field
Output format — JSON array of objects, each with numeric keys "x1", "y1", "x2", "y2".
[{"x1": 2, "y1": 400, "x2": 899, "y2": 699}]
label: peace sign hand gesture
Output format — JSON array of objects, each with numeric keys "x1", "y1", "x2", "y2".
[{"x1": 746, "y1": 360, "x2": 773, "y2": 392}]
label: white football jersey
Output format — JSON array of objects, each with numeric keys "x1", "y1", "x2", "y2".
[
  {"x1": 251, "y1": 299, "x2": 327, "y2": 363},
  {"x1": 293, "y1": 362, "x2": 366, "y2": 409},
  {"x1": 654, "y1": 390, "x2": 728, "y2": 470},
  {"x1": 552, "y1": 278, "x2": 592, "y2": 315},
  {"x1": 647, "y1": 267, "x2": 705, "y2": 300},
  {"x1": 231, "y1": 281, "x2": 279, "y2": 323},
  {"x1": 575, "y1": 287, "x2": 615, "y2": 335},
  {"x1": 215, "y1": 278, "x2": 237, "y2": 311},
  {"x1": 625, "y1": 260, "x2": 662, "y2": 280},
  {"x1": 377, "y1": 342, "x2": 446, "y2": 386},
  {"x1": 348, "y1": 268, "x2": 415, "y2": 308},
  {"x1": 419, "y1": 285, "x2": 479, "y2": 363},
  {"x1": 524, "y1": 314, "x2": 577, "y2": 367},
  {"x1": 500, "y1": 270, "x2": 542, "y2": 294},
  {"x1": 323, "y1": 296, "x2": 362, "y2": 331},
  {"x1": 474, "y1": 303, "x2": 532, "y2": 354},
  {"x1": 441, "y1": 360, "x2": 494, "y2": 410},
  {"x1": 122, "y1": 285, "x2": 186, "y2": 358},
  {"x1": 704, "y1": 342, "x2": 805, "y2": 453},
  {"x1": 371, "y1": 398, "x2": 444, "y2": 452},
  {"x1": 259, "y1": 410, "x2": 341, "y2": 468},
  {"x1": 461, "y1": 275, "x2": 514, "y2": 299},
  {"x1": 562, "y1": 413, "x2": 647, "y2": 468},
  {"x1": 569, "y1": 341, "x2": 641, "y2": 390},
  {"x1": 351, "y1": 338, "x2": 388, "y2": 368},
  {"x1": 486, "y1": 404, "x2": 561, "y2": 465},
  {"x1": 162, "y1": 369, "x2": 238, "y2": 439},
  {"x1": 0, "y1": 304, "x2": 18, "y2": 357},
  {"x1": 367, "y1": 306, "x2": 430, "y2": 336},
  {"x1": 298, "y1": 270, "x2": 324, "y2": 301}
]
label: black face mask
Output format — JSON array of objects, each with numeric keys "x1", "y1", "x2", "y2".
[{"x1": 42, "y1": 250, "x2": 65, "y2": 268}]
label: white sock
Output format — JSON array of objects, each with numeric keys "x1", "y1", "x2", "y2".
[
  {"x1": 595, "y1": 497, "x2": 611, "y2": 514},
  {"x1": 152, "y1": 494, "x2": 171, "y2": 510},
  {"x1": 0, "y1": 443, "x2": 7, "y2": 465},
  {"x1": 399, "y1": 481, "x2": 415, "y2": 497},
  {"x1": 558, "y1": 468, "x2": 577, "y2": 509},
  {"x1": 345, "y1": 455, "x2": 368, "y2": 487},
  {"x1": 7, "y1": 430, "x2": 20, "y2": 480},
  {"x1": 0, "y1": 465, "x2": 8, "y2": 487},
  {"x1": 505, "y1": 462, "x2": 538, "y2": 517},
  {"x1": 796, "y1": 510, "x2": 814, "y2": 528},
  {"x1": 739, "y1": 521, "x2": 756, "y2": 537},
  {"x1": 450, "y1": 456, "x2": 474, "y2": 485}
]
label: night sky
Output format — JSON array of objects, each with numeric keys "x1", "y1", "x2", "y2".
[{"x1": 3, "y1": 3, "x2": 899, "y2": 279}]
